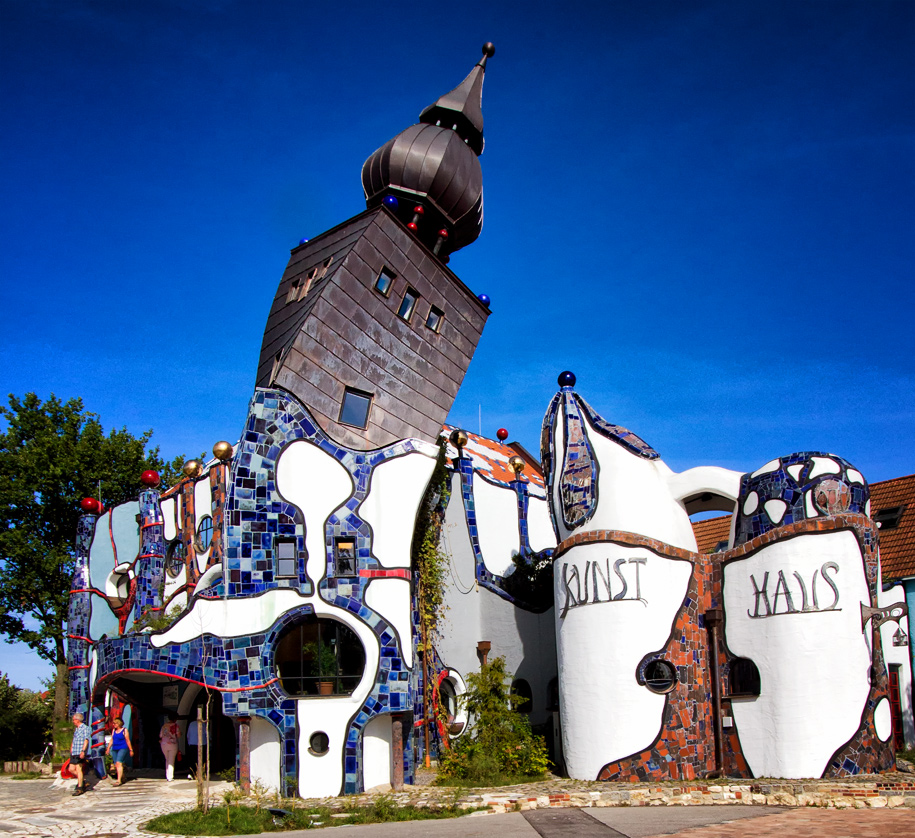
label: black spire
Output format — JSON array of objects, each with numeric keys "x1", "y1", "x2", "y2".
[{"x1": 418, "y1": 42, "x2": 494, "y2": 155}]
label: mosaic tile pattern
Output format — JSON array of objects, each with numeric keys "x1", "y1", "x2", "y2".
[
  {"x1": 454, "y1": 456, "x2": 553, "y2": 613},
  {"x1": 133, "y1": 488, "x2": 166, "y2": 624},
  {"x1": 85, "y1": 388, "x2": 426, "y2": 796},
  {"x1": 574, "y1": 394, "x2": 659, "y2": 460},
  {"x1": 67, "y1": 512, "x2": 97, "y2": 715},
  {"x1": 734, "y1": 452, "x2": 869, "y2": 547}
]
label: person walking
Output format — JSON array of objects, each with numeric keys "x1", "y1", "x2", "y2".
[
  {"x1": 69, "y1": 712, "x2": 92, "y2": 796},
  {"x1": 105, "y1": 717, "x2": 134, "y2": 786},
  {"x1": 159, "y1": 713, "x2": 180, "y2": 781}
]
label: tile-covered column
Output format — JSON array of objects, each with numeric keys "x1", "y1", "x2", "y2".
[
  {"x1": 68, "y1": 500, "x2": 100, "y2": 715},
  {"x1": 132, "y1": 472, "x2": 166, "y2": 624}
]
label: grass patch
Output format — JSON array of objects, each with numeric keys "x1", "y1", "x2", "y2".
[
  {"x1": 145, "y1": 797, "x2": 480, "y2": 835},
  {"x1": 897, "y1": 748, "x2": 915, "y2": 765},
  {"x1": 10, "y1": 772, "x2": 44, "y2": 780}
]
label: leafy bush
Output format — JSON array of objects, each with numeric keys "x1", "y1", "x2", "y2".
[
  {"x1": 0, "y1": 672, "x2": 52, "y2": 761},
  {"x1": 437, "y1": 657, "x2": 550, "y2": 785}
]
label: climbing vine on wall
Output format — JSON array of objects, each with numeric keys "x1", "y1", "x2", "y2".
[{"x1": 412, "y1": 440, "x2": 451, "y2": 643}]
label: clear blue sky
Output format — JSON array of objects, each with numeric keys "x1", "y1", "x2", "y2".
[{"x1": 2, "y1": 0, "x2": 913, "y2": 687}]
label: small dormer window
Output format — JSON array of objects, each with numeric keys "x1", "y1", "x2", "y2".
[
  {"x1": 874, "y1": 505, "x2": 905, "y2": 530},
  {"x1": 375, "y1": 267, "x2": 395, "y2": 296},
  {"x1": 425, "y1": 305, "x2": 444, "y2": 333}
]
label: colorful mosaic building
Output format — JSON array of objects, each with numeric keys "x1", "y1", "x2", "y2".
[{"x1": 68, "y1": 45, "x2": 912, "y2": 796}]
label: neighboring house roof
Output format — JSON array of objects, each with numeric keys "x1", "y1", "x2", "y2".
[
  {"x1": 690, "y1": 473, "x2": 915, "y2": 583},
  {"x1": 442, "y1": 426, "x2": 546, "y2": 492}
]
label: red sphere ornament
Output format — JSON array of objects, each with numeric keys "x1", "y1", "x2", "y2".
[
  {"x1": 438, "y1": 229, "x2": 449, "y2": 239},
  {"x1": 497, "y1": 428, "x2": 509, "y2": 441},
  {"x1": 407, "y1": 222, "x2": 418, "y2": 231},
  {"x1": 140, "y1": 469, "x2": 160, "y2": 487},
  {"x1": 413, "y1": 205, "x2": 425, "y2": 215},
  {"x1": 80, "y1": 497, "x2": 101, "y2": 515}
]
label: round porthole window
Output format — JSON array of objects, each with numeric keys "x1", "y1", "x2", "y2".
[
  {"x1": 165, "y1": 539, "x2": 186, "y2": 579},
  {"x1": 642, "y1": 659, "x2": 678, "y2": 694},
  {"x1": 195, "y1": 515, "x2": 214, "y2": 553},
  {"x1": 309, "y1": 731, "x2": 329, "y2": 756}
]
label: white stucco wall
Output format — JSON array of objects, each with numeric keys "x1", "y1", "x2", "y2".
[
  {"x1": 554, "y1": 541, "x2": 692, "y2": 780},
  {"x1": 877, "y1": 566, "x2": 914, "y2": 748},
  {"x1": 473, "y1": 473, "x2": 521, "y2": 576},
  {"x1": 249, "y1": 716, "x2": 281, "y2": 792},
  {"x1": 722, "y1": 530, "x2": 872, "y2": 778},
  {"x1": 362, "y1": 714, "x2": 393, "y2": 790}
]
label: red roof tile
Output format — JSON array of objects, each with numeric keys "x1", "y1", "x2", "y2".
[{"x1": 442, "y1": 426, "x2": 546, "y2": 492}]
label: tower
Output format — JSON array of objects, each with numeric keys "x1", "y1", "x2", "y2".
[{"x1": 254, "y1": 45, "x2": 496, "y2": 450}]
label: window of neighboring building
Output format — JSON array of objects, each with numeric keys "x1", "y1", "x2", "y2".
[
  {"x1": 165, "y1": 539, "x2": 186, "y2": 579},
  {"x1": 425, "y1": 305, "x2": 444, "y2": 333},
  {"x1": 274, "y1": 616, "x2": 366, "y2": 697},
  {"x1": 397, "y1": 288, "x2": 419, "y2": 321},
  {"x1": 374, "y1": 267, "x2": 395, "y2": 296},
  {"x1": 511, "y1": 678, "x2": 533, "y2": 714},
  {"x1": 276, "y1": 538, "x2": 297, "y2": 578},
  {"x1": 334, "y1": 538, "x2": 356, "y2": 576},
  {"x1": 195, "y1": 515, "x2": 214, "y2": 553},
  {"x1": 642, "y1": 659, "x2": 678, "y2": 694},
  {"x1": 874, "y1": 505, "x2": 905, "y2": 530},
  {"x1": 728, "y1": 658, "x2": 761, "y2": 697},
  {"x1": 339, "y1": 388, "x2": 372, "y2": 429}
]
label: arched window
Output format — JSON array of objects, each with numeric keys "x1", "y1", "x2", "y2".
[
  {"x1": 729, "y1": 658, "x2": 761, "y2": 697},
  {"x1": 274, "y1": 616, "x2": 365, "y2": 697},
  {"x1": 165, "y1": 539, "x2": 186, "y2": 579},
  {"x1": 195, "y1": 516, "x2": 214, "y2": 553},
  {"x1": 511, "y1": 678, "x2": 533, "y2": 714}
]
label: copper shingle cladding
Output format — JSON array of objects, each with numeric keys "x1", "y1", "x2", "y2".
[
  {"x1": 690, "y1": 472, "x2": 915, "y2": 582},
  {"x1": 255, "y1": 207, "x2": 489, "y2": 450}
]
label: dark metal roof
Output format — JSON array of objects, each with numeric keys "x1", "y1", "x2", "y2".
[{"x1": 361, "y1": 44, "x2": 494, "y2": 257}]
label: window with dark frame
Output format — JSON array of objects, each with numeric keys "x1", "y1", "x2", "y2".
[
  {"x1": 729, "y1": 658, "x2": 761, "y2": 697},
  {"x1": 339, "y1": 388, "x2": 372, "y2": 428},
  {"x1": 642, "y1": 659, "x2": 678, "y2": 694},
  {"x1": 276, "y1": 538, "x2": 297, "y2": 578},
  {"x1": 874, "y1": 505, "x2": 905, "y2": 530},
  {"x1": 425, "y1": 305, "x2": 444, "y2": 333},
  {"x1": 195, "y1": 515, "x2": 213, "y2": 553},
  {"x1": 273, "y1": 616, "x2": 366, "y2": 697},
  {"x1": 165, "y1": 539, "x2": 186, "y2": 579},
  {"x1": 397, "y1": 287, "x2": 419, "y2": 321},
  {"x1": 374, "y1": 267, "x2": 395, "y2": 296},
  {"x1": 335, "y1": 538, "x2": 356, "y2": 576}
]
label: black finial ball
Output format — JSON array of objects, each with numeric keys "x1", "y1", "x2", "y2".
[
  {"x1": 482, "y1": 42, "x2": 495, "y2": 58},
  {"x1": 558, "y1": 370, "x2": 576, "y2": 388}
]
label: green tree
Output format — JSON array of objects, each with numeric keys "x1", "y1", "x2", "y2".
[
  {"x1": 0, "y1": 393, "x2": 185, "y2": 722},
  {"x1": 0, "y1": 671, "x2": 53, "y2": 761}
]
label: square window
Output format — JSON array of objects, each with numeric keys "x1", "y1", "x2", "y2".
[
  {"x1": 374, "y1": 267, "x2": 395, "y2": 296},
  {"x1": 276, "y1": 539, "x2": 297, "y2": 577},
  {"x1": 397, "y1": 288, "x2": 419, "y2": 321},
  {"x1": 286, "y1": 279, "x2": 300, "y2": 303},
  {"x1": 339, "y1": 388, "x2": 372, "y2": 429},
  {"x1": 425, "y1": 305, "x2": 444, "y2": 333},
  {"x1": 335, "y1": 538, "x2": 356, "y2": 576}
]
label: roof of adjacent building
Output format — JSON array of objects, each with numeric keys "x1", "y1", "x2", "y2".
[
  {"x1": 690, "y1": 473, "x2": 915, "y2": 582},
  {"x1": 442, "y1": 426, "x2": 546, "y2": 494}
]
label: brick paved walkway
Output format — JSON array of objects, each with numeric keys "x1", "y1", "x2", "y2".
[{"x1": 661, "y1": 807, "x2": 915, "y2": 837}]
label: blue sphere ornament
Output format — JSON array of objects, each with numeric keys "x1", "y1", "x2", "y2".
[
  {"x1": 558, "y1": 370, "x2": 576, "y2": 388},
  {"x1": 299, "y1": 238, "x2": 309, "y2": 245},
  {"x1": 477, "y1": 293, "x2": 491, "y2": 307},
  {"x1": 383, "y1": 195, "x2": 399, "y2": 210}
]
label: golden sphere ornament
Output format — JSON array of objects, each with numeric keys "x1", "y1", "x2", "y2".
[
  {"x1": 213, "y1": 441, "x2": 234, "y2": 461},
  {"x1": 508, "y1": 455, "x2": 525, "y2": 474},
  {"x1": 182, "y1": 459, "x2": 202, "y2": 479}
]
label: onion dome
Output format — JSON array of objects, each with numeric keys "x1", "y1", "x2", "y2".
[{"x1": 362, "y1": 43, "x2": 495, "y2": 258}]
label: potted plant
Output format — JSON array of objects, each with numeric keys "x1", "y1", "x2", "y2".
[{"x1": 303, "y1": 641, "x2": 337, "y2": 695}]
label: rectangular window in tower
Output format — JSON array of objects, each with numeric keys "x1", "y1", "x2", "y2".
[
  {"x1": 425, "y1": 305, "x2": 444, "y2": 333},
  {"x1": 335, "y1": 538, "x2": 356, "y2": 576},
  {"x1": 286, "y1": 279, "x2": 301, "y2": 303},
  {"x1": 397, "y1": 288, "x2": 419, "y2": 321},
  {"x1": 276, "y1": 539, "x2": 297, "y2": 578},
  {"x1": 339, "y1": 387, "x2": 372, "y2": 429},
  {"x1": 374, "y1": 267, "x2": 395, "y2": 296}
]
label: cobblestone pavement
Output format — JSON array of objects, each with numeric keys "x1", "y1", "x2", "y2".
[{"x1": 0, "y1": 775, "x2": 232, "y2": 837}]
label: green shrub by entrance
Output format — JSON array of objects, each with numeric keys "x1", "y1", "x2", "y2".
[
  {"x1": 145, "y1": 798, "x2": 478, "y2": 835},
  {"x1": 436, "y1": 657, "x2": 550, "y2": 786}
]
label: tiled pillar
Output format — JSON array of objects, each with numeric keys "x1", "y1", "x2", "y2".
[
  {"x1": 68, "y1": 511, "x2": 98, "y2": 715},
  {"x1": 132, "y1": 487, "x2": 165, "y2": 624}
]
